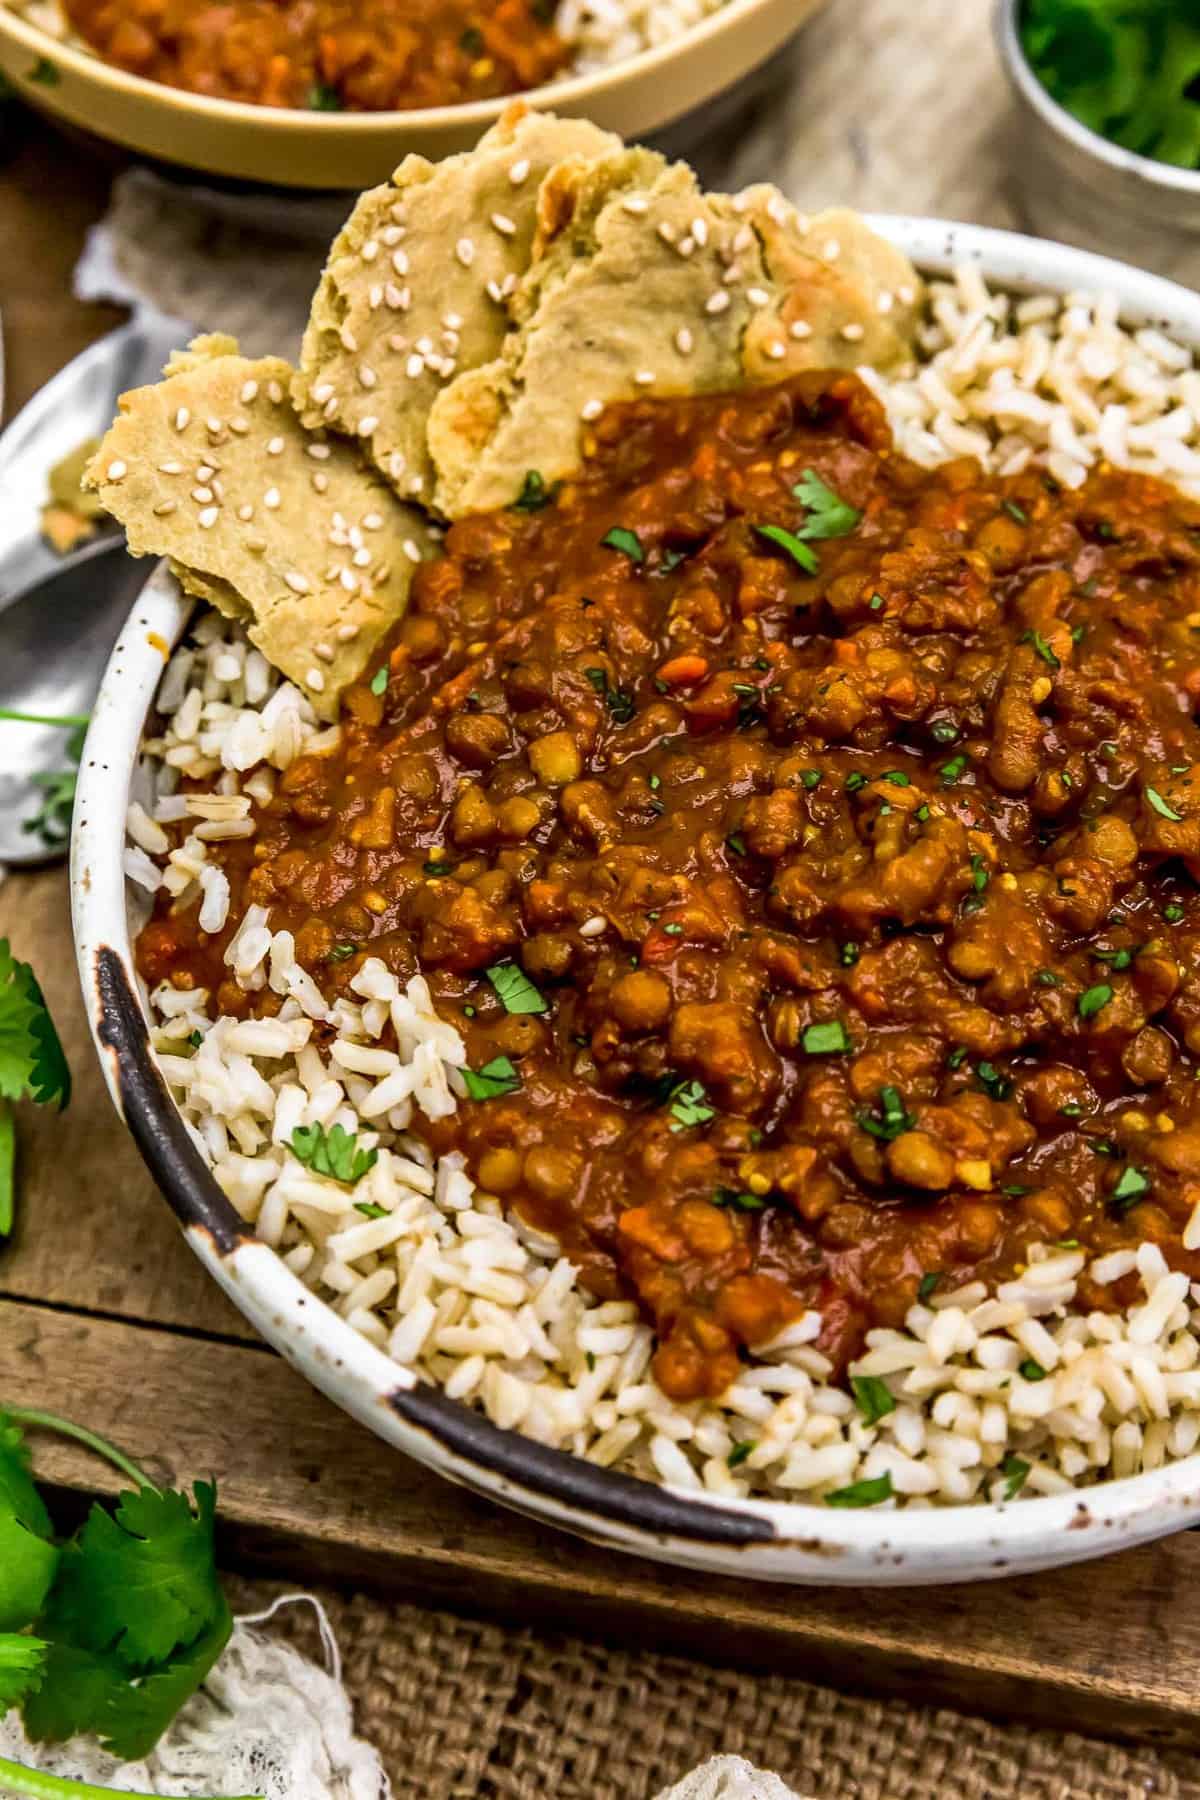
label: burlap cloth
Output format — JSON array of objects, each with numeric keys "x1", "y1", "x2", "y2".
[{"x1": 58, "y1": 1, "x2": 1200, "y2": 1791}]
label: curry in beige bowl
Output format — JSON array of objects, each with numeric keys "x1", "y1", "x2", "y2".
[{"x1": 72, "y1": 104, "x2": 1200, "y2": 1575}]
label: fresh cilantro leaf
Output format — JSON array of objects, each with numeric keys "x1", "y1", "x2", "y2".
[
  {"x1": 38, "y1": 1482, "x2": 223, "y2": 1669},
  {"x1": 1021, "y1": 628, "x2": 1060, "y2": 670},
  {"x1": 917, "y1": 1271, "x2": 941, "y2": 1302},
  {"x1": 802, "y1": 1020, "x2": 850, "y2": 1055},
  {"x1": 461, "y1": 1055, "x2": 521, "y2": 1101},
  {"x1": 0, "y1": 1413, "x2": 54, "y2": 1541},
  {"x1": 486, "y1": 962, "x2": 548, "y2": 1015},
  {"x1": 0, "y1": 1511, "x2": 59, "y2": 1633},
  {"x1": 0, "y1": 1634, "x2": 47, "y2": 1708},
  {"x1": 601, "y1": 526, "x2": 645, "y2": 562},
  {"x1": 1077, "y1": 982, "x2": 1113, "y2": 1020},
  {"x1": 1146, "y1": 785, "x2": 1183, "y2": 820},
  {"x1": 825, "y1": 1472, "x2": 893, "y2": 1508},
  {"x1": 512, "y1": 470, "x2": 559, "y2": 512},
  {"x1": 0, "y1": 1107, "x2": 13, "y2": 1240},
  {"x1": 1000, "y1": 1454, "x2": 1031, "y2": 1500},
  {"x1": 851, "y1": 1375, "x2": 896, "y2": 1426},
  {"x1": 583, "y1": 666, "x2": 636, "y2": 724},
  {"x1": 753, "y1": 523, "x2": 819, "y2": 574},
  {"x1": 307, "y1": 82, "x2": 342, "y2": 109},
  {"x1": 668, "y1": 1078, "x2": 714, "y2": 1130},
  {"x1": 290, "y1": 1122, "x2": 378, "y2": 1184},
  {"x1": 856, "y1": 1085, "x2": 915, "y2": 1143},
  {"x1": 96, "y1": 1603, "x2": 232, "y2": 1761},
  {"x1": 1019, "y1": 1358, "x2": 1047, "y2": 1382},
  {"x1": 19, "y1": 1639, "x2": 127, "y2": 1748},
  {"x1": 328, "y1": 943, "x2": 359, "y2": 963},
  {"x1": 713, "y1": 1186, "x2": 766, "y2": 1211},
  {"x1": 792, "y1": 468, "x2": 861, "y2": 539},
  {"x1": 0, "y1": 942, "x2": 70, "y2": 1109},
  {"x1": 726, "y1": 1441, "x2": 755, "y2": 1468},
  {"x1": 354, "y1": 1201, "x2": 388, "y2": 1220},
  {"x1": 1003, "y1": 499, "x2": 1028, "y2": 524},
  {"x1": 369, "y1": 667, "x2": 388, "y2": 696},
  {"x1": 1111, "y1": 1164, "x2": 1151, "y2": 1212}
]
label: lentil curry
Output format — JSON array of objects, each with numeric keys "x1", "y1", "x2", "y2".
[
  {"x1": 61, "y1": 0, "x2": 567, "y2": 111},
  {"x1": 139, "y1": 370, "x2": 1200, "y2": 1404}
]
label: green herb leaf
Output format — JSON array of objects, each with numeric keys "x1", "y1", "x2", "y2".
[
  {"x1": 354, "y1": 1201, "x2": 388, "y2": 1220},
  {"x1": 668, "y1": 1078, "x2": 715, "y2": 1130},
  {"x1": 1165, "y1": 902, "x2": 1186, "y2": 923},
  {"x1": 0, "y1": 1635, "x2": 47, "y2": 1709},
  {"x1": 369, "y1": 667, "x2": 388, "y2": 696},
  {"x1": 917, "y1": 1271, "x2": 941, "y2": 1303},
  {"x1": 801, "y1": 768, "x2": 823, "y2": 790},
  {"x1": 753, "y1": 523, "x2": 819, "y2": 575},
  {"x1": 1003, "y1": 499, "x2": 1028, "y2": 524},
  {"x1": 486, "y1": 961, "x2": 548, "y2": 1015},
  {"x1": 825, "y1": 1472, "x2": 893, "y2": 1508},
  {"x1": 856, "y1": 1085, "x2": 916, "y2": 1143},
  {"x1": 512, "y1": 470, "x2": 559, "y2": 512},
  {"x1": 939, "y1": 753, "x2": 968, "y2": 785},
  {"x1": 975, "y1": 1060, "x2": 1012, "y2": 1102},
  {"x1": 601, "y1": 526, "x2": 645, "y2": 562},
  {"x1": 726, "y1": 1441, "x2": 755, "y2": 1469},
  {"x1": 461, "y1": 1055, "x2": 521, "y2": 1102},
  {"x1": 1000, "y1": 1454, "x2": 1030, "y2": 1500},
  {"x1": 290, "y1": 1121, "x2": 378, "y2": 1183},
  {"x1": 839, "y1": 941, "x2": 860, "y2": 967},
  {"x1": 793, "y1": 468, "x2": 861, "y2": 539},
  {"x1": 1022, "y1": 629, "x2": 1060, "y2": 669},
  {"x1": 713, "y1": 1186, "x2": 766, "y2": 1211},
  {"x1": 29, "y1": 56, "x2": 59, "y2": 84},
  {"x1": 1077, "y1": 982, "x2": 1113, "y2": 1020},
  {"x1": 328, "y1": 943, "x2": 359, "y2": 963},
  {"x1": 801, "y1": 1019, "x2": 850, "y2": 1055},
  {"x1": 851, "y1": 1375, "x2": 896, "y2": 1426},
  {"x1": 1111, "y1": 1164, "x2": 1151, "y2": 1212},
  {"x1": 307, "y1": 81, "x2": 342, "y2": 109},
  {"x1": 583, "y1": 666, "x2": 636, "y2": 724},
  {"x1": 0, "y1": 940, "x2": 70, "y2": 1112},
  {"x1": 1019, "y1": 1358, "x2": 1047, "y2": 1382},
  {"x1": 1146, "y1": 786, "x2": 1184, "y2": 821}
]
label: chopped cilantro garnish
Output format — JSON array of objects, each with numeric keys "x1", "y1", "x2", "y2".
[
  {"x1": 801, "y1": 768, "x2": 824, "y2": 790},
  {"x1": 1035, "y1": 968, "x2": 1060, "y2": 986},
  {"x1": 1092, "y1": 945, "x2": 1136, "y2": 971},
  {"x1": 369, "y1": 666, "x2": 388, "y2": 696},
  {"x1": 669, "y1": 1079, "x2": 715, "y2": 1130},
  {"x1": 512, "y1": 469, "x2": 559, "y2": 512},
  {"x1": 792, "y1": 468, "x2": 861, "y2": 539},
  {"x1": 290, "y1": 1121, "x2": 377, "y2": 1184},
  {"x1": 486, "y1": 962, "x2": 548, "y2": 1016},
  {"x1": 29, "y1": 56, "x2": 60, "y2": 84},
  {"x1": 584, "y1": 666, "x2": 636, "y2": 724},
  {"x1": 802, "y1": 1019, "x2": 850, "y2": 1055},
  {"x1": 1003, "y1": 499, "x2": 1028, "y2": 524},
  {"x1": 844, "y1": 771, "x2": 868, "y2": 793},
  {"x1": 713, "y1": 1186, "x2": 766, "y2": 1211},
  {"x1": 856, "y1": 1085, "x2": 915, "y2": 1143},
  {"x1": 354, "y1": 1201, "x2": 388, "y2": 1220},
  {"x1": 946, "y1": 1044, "x2": 968, "y2": 1070},
  {"x1": 880, "y1": 770, "x2": 911, "y2": 787},
  {"x1": 601, "y1": 526, "x2": 645, "y2": 562},
  {"x1": 1000, "y1": 1454, "x2": 1030, "y2": 1499},
  {"x1": 1022, "y1": 629, "x2": 1060, "y2": 669},
  {"x1": 869, "y1": 593, "x2": 885, "y2": 611},
  {"x1": 727, "y1": 1441, "x2": 755, "y2": 1468},
  {"x1": 825, "y1": 1472, "x2": 893, "y2": 1508},
  {"x1": 1164, "y1": 903, "x2": 1186, "y2": 923},
  {"x1": 462, "y1": 1055, "x2": 522, "y2": 1102},
  {"x1": 939, "y1": 753, "x2": 968, "y2": 785},
  {"x1": 328, "y1": 943, "x2": 359, "y2": 962},
  {"x1": 851, "y1": 1375, "x2": 896, "y2": 1426},
  {"x1": 753, "y1": 523, "x2": 819, "y2": 574},
  {"x1": 970, "y1": 853, "x2": 989, "y2": 893},
  {"x1": 1146, "y1": 786, "x2": 1184, "y2": 821},
  {"x1": 1077, "y1": 983, "x2": 1113, "y2": 1019},
  {"x1": 424, "y1": 858, "x2": 456, "y2": 877},
  {"x1": 975, "y1": 1061, "x2": 1012, "y2": 1102},
  {"x1": 930, "y1": 721, "x2": 959, "y2": 744},
  {"x1": 726, "y1": 832, "x2": 747, "y2": 857},
  {"x1": 1111, "y1": 1164, "x2": 1151, "y2": 1212},
  {"x1": 186, "y1": 1030, "x2": 203, "y2": 1050},
  {"x1": 1019, "y1": 1358, "x2": 1047, "y2": 1382},
  {"x1": 839, "y1": 941, "x2": 860, "y2": 967},
  {"x1": 307, "y1": 81, "x2": 342, "y2": 109},
  {"x1": 917, "y1": 1271, "x2": 942, "y2": 1302}
]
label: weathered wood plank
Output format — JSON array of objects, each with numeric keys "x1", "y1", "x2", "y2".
[
  {"x1": 0, "y1": 870, "x2": 253, "y2": 1339},
  {"x1": 6, "y1": 1299, "x2": 1200, "y2": 1751}
]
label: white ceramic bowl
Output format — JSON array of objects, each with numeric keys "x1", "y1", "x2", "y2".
[{"x1": 72, "y1": 218, "x2": 1200, "y2": 1586}]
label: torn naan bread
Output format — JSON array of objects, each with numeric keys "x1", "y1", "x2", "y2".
[
  {"x1": 86, "y1": 336, "x2": 435, "y2": 719},
  {"x1": 293, "y1": 104, "x2": 620, "y2": 507},
  {"x1": 427, "y1": 154, "x2": 923, "y2": 517}
]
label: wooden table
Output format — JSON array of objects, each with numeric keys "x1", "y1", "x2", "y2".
[{"x1": 4, "y1": 72, "x2": 1200, "y2": 1761}]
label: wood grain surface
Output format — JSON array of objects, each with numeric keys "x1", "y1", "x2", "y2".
[{"x1": 2, "y1": 21, "x2": 1197, "y2": 1758}]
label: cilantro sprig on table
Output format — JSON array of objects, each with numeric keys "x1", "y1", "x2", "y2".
[
  {"x1": 0, "y1": 938, "x2": 70, "y2": 1238},
  {"x1": 0, "y1": 710, "x2": 88, "y2": 849},
  {"x1": 0, "y1": 1408, "x2": 253, "y2": 1796}
]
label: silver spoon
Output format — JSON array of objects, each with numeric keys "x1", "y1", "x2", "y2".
[{"x1": 0, "y1": 535, "x2": 151, "y2": 866}]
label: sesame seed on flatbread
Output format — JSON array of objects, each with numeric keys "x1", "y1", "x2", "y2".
[
  {"x1": 292, "y1": 104, "x2": 620, "y2": 509},
  {"x1": 85, "y1": 336, "x2": 435, "y2": 718},
  {"x1": 426, "y1": 157, "x2": 924, "y2": 518}
]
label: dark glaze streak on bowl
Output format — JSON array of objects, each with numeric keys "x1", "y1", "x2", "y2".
[
  {"x1": 94, "y1": 943, "x2": 249, "y2": 1255},
  {"x1": 388, "y1": 1384, "x2": 777, "y2": 1546}
]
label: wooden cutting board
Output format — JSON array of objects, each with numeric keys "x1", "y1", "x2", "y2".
[{"x1": 5, "y1": 861, "x2": 1200, "y2": 1754}]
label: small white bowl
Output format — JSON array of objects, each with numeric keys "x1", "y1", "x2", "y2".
[{"x1": 72, "y1": 218, "x2": 1200, "y2": 1586}]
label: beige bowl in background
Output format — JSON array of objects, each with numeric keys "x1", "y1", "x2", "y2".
[{"x1": 0, "y1": 0, "x2": 828, "y2": 187}]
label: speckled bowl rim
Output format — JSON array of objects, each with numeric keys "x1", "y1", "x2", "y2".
[
  {"x1": 71, "y1": 217, "x2": 1200, "y2": 1585},
  {"x1": 0, "y1": 0, "x2": 800, "y2": 137}
]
